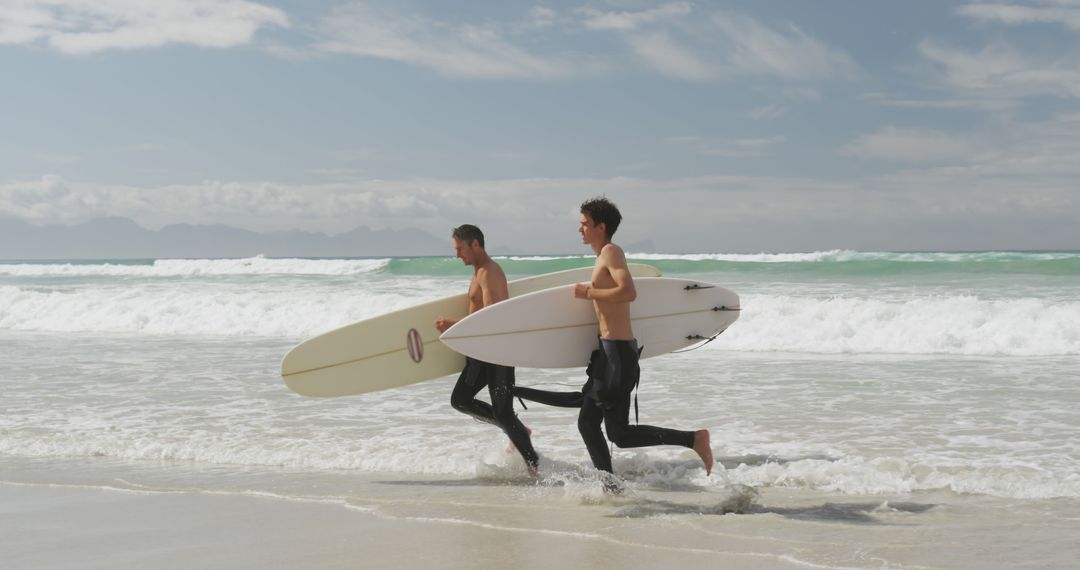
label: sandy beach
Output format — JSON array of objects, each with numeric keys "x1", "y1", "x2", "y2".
[{"x1": 5, "y1": 461, "x2": 1080, "y2": 570}]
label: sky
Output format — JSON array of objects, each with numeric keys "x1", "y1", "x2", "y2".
[{"x1": 1, "y1": 0, "x2": 1079, "y2": 254}]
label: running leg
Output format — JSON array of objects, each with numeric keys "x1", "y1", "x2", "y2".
[{"x1": 489, "y1": 365, "x2": 539, "y2": 471}]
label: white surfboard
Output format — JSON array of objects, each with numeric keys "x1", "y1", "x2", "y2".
[
  {"x1": 280, "y1": 264, "x2": 662, "y2": 397},
  {"x1": 439, "y1": 278, "x2": 740, "y2": 368}
]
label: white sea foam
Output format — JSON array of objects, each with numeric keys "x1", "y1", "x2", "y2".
[
  {"x1": 721, "y1": 456, "x2": 1080, "y2": 500},
  {"x1": 3, "y1": 429, "x2": 1077, "y2": 499},
  {"x1": 719, "y1": 294, "x2": 1080, "y2": 356},
  {"x1": 627, "y1": 251, "x2": 851, "y2": 263},
  {"x1": 0, "y1": 256, "x2": 391, "y2": 277},
  {"x1": 627, "y1": 250, "x2": 1080, "y2": 263},
  {"x1": 3, "y1": 285, "x2": 1076, "y2": 354},
  {"x1": 498, "y1": 255, "x2": 590, "y2": 261},
  {"x1": 0, "y1": 284, "x2": 442, "y2": 337},
  {"x1": 0, "y1": 422, "x2": 530, "y2": 478},
  {"x1": 2, "y1": 330, "x2": 1077, "y2": 501}
]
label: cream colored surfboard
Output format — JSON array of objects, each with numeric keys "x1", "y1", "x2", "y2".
[
  {"x1": 280, "y1": 264, "x2": 661, "y2": 397},
  {"x1": 440, "y1": 278, "x2": 740, "y2": 368}
]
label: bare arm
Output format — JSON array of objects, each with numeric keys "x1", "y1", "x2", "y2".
[
  {"x1": 478, "y1": 265, "x2": 510, "y2": 307},
  {"x1": 574, "y1": 245, "x2": 637, "y2": 303}
]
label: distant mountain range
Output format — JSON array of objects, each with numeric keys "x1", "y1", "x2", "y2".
[{"x1": 0, "y1": 216, "x2": 451, "y2": 259}]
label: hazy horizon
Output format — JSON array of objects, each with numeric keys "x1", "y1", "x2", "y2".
[{"x1": 2, "y1": 212, "x2": 1078, "y2": 262}]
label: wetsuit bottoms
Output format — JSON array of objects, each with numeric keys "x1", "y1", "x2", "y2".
[
  {"x1": 513, "y1": 386, "x2": 584, "y2": 408},
  {"x1": 451, "y1": 356, "x2": 539, "y2": 468},
  {"x1": 577, "y1": 338, "x2": 695, "y2": 474}
]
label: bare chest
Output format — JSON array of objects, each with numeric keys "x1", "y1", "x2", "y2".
[
  {"x1": 467, "y1": 279, "x2": 484, "y2": 312},
  {"x1": 590, "y1": 265, "x2": 616, "y2": 289}
]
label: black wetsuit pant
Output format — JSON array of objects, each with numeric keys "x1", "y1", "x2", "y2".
[
  {"x1": 516, "y1": 338, "x2": 694, "y2": 474},
  {"x1": 451, "y1": 357, "x2": 539, "y2": 468}
]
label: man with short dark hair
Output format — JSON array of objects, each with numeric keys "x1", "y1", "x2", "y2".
[
  {"x1": 516, "y1": 198, "x2": 712, "y2": 490},
  {"x1": 436, "y1": 224, "x2": 539, "y2": 476}
]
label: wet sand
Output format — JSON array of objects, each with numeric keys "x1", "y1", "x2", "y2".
[{"x1": 5, "y1": 471, "x2": 1079, "y2": 570}]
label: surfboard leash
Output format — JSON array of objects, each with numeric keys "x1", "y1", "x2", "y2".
[{"x1": 634, "y1": 344, "x2": 644, "y2": 425}]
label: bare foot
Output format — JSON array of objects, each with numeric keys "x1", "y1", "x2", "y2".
[
  {"x1": 526, "y1": 462, "x2": 539, "y2": 478},
  {"x1": 600, "y1": 472, "x2": 624, "y2": 495},
  {"x1": 693, "y1": 429, "x2": 713, "y2": 476}
]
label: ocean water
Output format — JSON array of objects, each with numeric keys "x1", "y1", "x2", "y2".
[{"x1": 1, "y1": 251, "x2": 1079, "y2": 502}]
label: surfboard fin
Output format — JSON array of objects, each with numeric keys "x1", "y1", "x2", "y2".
[{"x1": 674, "y1": 328, "x2": 729, "y2": 353}]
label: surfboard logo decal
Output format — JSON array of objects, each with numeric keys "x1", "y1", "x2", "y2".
[{"x1": 406, "y1": 328, "x2": 424, "y2": 363}]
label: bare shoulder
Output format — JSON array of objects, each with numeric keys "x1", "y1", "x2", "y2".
[
  {"x1": 599, "y1": 243, "x2": 628, "y2": 268},
  {"x1": 478, "y1": 260, "x2": 509, "y2": 303},
  {"x1": 478, "y1": 261, "x2": 509, "y2": 291},
  {"x1": 477, "y1": 261, "x2": 506, "y2": 283},
  {"x1": 489, "y1": 259, "x2": 507, "y2": 280}
]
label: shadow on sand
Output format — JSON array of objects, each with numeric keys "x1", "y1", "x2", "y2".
[
  {"x1": 376, "y1": 454, "x2": 936, "y2": 526},
  {"x1": 611, "y1": 455, "x2": 936, "y2": 524},
  {"x1": 610, "y1": 489, "x2": 935, "y2": 525},
  {"x1": 374, "y1": 478, "x2": 934, "y2": 526},
  {"x1": 374, "y1": 477, "x2": 554, "y2": 488}
]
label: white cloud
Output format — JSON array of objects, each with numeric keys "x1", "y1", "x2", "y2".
[
  {"x1": 527, "y1": 6, "x2": 559, "y2": 29},
  {"x1": 920, "y1": 39, "x2": 1080, "y2": 99},
  {"x1": 314, "y1": 2, "x2": 578, "y2": 79},
  {"x1": 701, "y1": 136, "x2": 787, "y2": 158},
  {"x1": 0, "y1": 176, "x2": 578, "y2": 234},
  {"x1": 626, "y1": 29, "x2": 715, "y2": 81},
  {"x1": 843, "y1": 127, "x2": 986, "y2": 163},
  {"x1": 579, "y1": 2, "x2": 692, "y2": 31},
  {"x1": 958, "y1": 1, "x2": 1080, "y2": 31},
  {"x1": 0, "y1": 1, "x2": 51, "y2": 44},
  {"x1": 734, "y1": 136, "x2": 787, "y2": 148},
  {"x1": 709, "y1": 13, "x2": 855, "y2": 80},
  {"x1": 747, "y1": 104, "x2": 787, "y2": 120},
  {"x1": 860, "y1": 92, "x2": 1017, "y2": 112},
  {"x1": 579, "y1": 5, "x2": 855, "y2": 81},
  {"x1": 904, "y1": 3, "x2": 1080, "y2": 108},
  {"x1": 662, "y1": 135, "x2": 703, "y2": 145},
  {"x1": 0, "y1": 0, "x2": 288, "y2": 54},
  {"x1": 4, "y1": 148, "x2": 1078, "y2": 251},
  {"x1": 844, "y1": 113, "x2": 1080, "y2": 182},
  {"x1": 300, "y1": 2, "x2": 855, "y2": 83},
  {"x1": 664, "y1": 134, "x2": 787, "y2": 158},
  {"x1": 33, "y1": 152, "x2": 82, "y2": 165}
]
